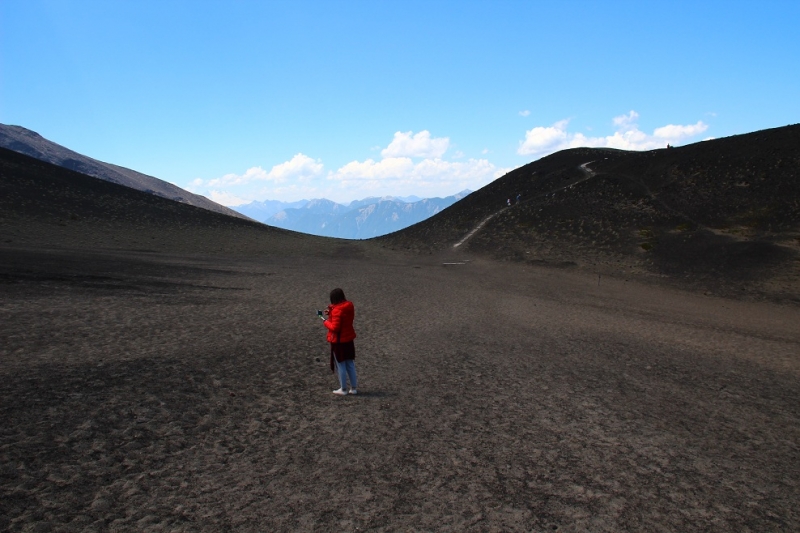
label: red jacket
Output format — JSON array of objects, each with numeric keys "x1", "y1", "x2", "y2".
[{"x1": 324, "y1": 300, "x2": 356, "y2": 343}]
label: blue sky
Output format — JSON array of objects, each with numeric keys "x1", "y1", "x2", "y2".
[{"x1": 2, "y1": 1, "x2": 798, "y2": 204}]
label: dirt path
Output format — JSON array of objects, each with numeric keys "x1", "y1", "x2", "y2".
[
  {"x1": 578, "y1": 160, "x2": 596, "y2": 177},
  {"x1": 453, "y1": 161, "x2": 598, "y2": 249},
  {"x1": 452, "y1": 211, "x2": 506, "y2": 248}
]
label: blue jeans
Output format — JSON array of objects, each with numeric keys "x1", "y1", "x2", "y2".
[{"x1": 336, "y1": 359, "x2": 357, "y2": 390}]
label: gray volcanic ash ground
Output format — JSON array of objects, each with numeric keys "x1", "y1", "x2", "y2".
[{"x1": 2, "y1": 248, "x2": 798, "y2": 532}]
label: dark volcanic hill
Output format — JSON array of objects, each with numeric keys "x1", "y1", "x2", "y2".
[
  {"x1": 379, "y1": 124, "x2": 800, "y2": 300},
  {"x1": 0, "y1": 124, "x2": 250, "y2": 221},
  {"x1": 0, "y1": 147, "x2": 350, "y2": 258}
]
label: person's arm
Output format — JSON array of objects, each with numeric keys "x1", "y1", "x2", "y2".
[{"x1": 324, "y1": 306, "x2": 341, "y2": 333}]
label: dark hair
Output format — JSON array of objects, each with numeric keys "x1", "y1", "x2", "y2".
[{"x1": 330, "y1": 288, "x2": 346, "y2": 304}]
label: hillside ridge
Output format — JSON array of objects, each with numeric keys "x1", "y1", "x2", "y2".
[
  {"x1": 0, "y1": 124, "x2": 250, "y2": 221},
  {"x1": 379, "y1": 124, "x2": 800, "y2": 300}
]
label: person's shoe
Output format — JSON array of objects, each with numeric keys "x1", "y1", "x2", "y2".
[
  {"x1": 332, "y1": 388, "x2": 347, "y2": 395},
  {"x1": 348, "y1": 389, "x2": 358, "y2": 395}
]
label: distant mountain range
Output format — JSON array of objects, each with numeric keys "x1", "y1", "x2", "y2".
[
  {"x1": 233, "y1": 192, "x2": 471, "y2": 239},
  {"x1": 0, "y1": 124, "x2": 249, "y2": 221}
]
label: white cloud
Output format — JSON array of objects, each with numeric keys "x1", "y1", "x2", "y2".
[
  {"x1": 653, "y1": 121, "x2": 708, "y2": 139},
  {"x1": 335, "y1": 157, "x2": 415, "y2": 181},
  {"x1": 207, "y1": 153, "x2": 323, "y2": 187},
  {"x1": 267, "y1": 153, "x2": 324, "y2": 182},
  {"x1": 518, "y1": 112, "x2": 709, "y2": 158},
  {"x1": 207, "y1": 190, "x2": 249, "y2": 206},
  {"x1": 517, "y1": 119, "x2": 570, "y2": 155},
  {"x1": 332, "y1": 130, "x2": 506, "y2": 191},
  {"x1": 195, "y1": 130, "x2": 509, "y2": 204},
  {"x1": 612, "y1": 110, "x2": 639, "y2": 128},
  {"x1": 209, "y1": 166, "x2": 268, "y2": 187},
  {"x1": 519, "y1": 110, "x2": 530, "y2": 117},
  {"x1": 329, "y1": 156, "x2": 509, "y2": 198},
  {"x1": 381, "y1": 130, "x2": 450, "y2": 159},
  {"x1": 321, "y1": 129, "x2": 498, "y2": 197}
]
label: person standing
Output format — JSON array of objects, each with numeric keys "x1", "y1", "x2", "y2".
[{"x1": 323, "y1": 288, "x2": 358, "y2": 395}]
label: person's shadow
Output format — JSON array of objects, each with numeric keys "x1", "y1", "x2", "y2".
[{"x1": 349, "y1": 390, "x2": 395, "y2": 398}]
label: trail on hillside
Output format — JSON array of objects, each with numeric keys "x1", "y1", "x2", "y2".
[
  {"x1": 452, "y1": 161, "x2": 597, "y2": 249},
  {"x1": 452, "y1": 211, "x2": 506, "y2": 248},
  {"x1": 454, "y1": 159, "x2": 766, "y2": 251}
]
